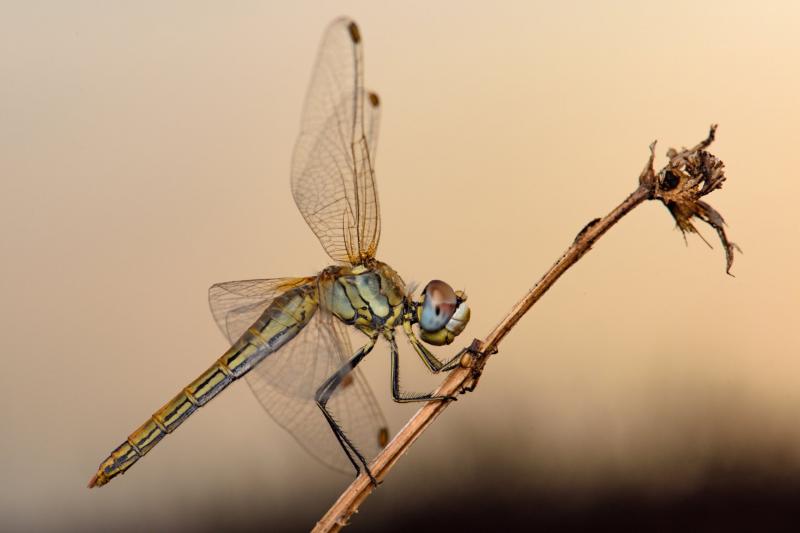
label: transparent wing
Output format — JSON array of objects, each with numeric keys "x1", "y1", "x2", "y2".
[
  {"x1": 208, "y1": 277, "x2": 314, "y2": 343},
  {"x1": 245, "y1": 307, "x2": 389, "y2": 473},
  {"x1": 291, "y1": 18, "x2": 381, "y2": 265},
  {"x1": 208, "y1": 276, "x2": 389, "y2": 473}
]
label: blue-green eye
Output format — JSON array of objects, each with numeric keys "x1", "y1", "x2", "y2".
[{"x1": 419, "y1": 280, "x2": 457, "y2": 332}]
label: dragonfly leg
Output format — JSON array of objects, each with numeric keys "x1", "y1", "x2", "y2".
[
  {"x1": 402, "y1": 319, "x2": 464, "y2": 373},
  {"x1": 388, "y1": 334, "x2": 458, "y2": 403},
  {"x1": 315, "y1": 333, "x2": 380, "y2": 485}
]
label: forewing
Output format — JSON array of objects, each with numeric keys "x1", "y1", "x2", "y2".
[
  {"x1": 245, "y1": 308, "x2": 389, "y2": 474},
  {"x1": 208, "y1": 278, "x2": 313, "y2": 343},
  {"x1": 291, "y1": 18, "x2": 381, "y2": 265}
]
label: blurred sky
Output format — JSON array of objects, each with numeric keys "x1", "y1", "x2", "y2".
[{"x1": 2, "y1": 1, "x2": 800, "y2": 531}]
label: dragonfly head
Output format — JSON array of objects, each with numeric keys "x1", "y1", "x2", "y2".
[{"x1": 415, "y1": 280, "x2": 470, "y2": 346}]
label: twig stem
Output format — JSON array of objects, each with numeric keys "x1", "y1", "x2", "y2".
[
  {"x1": 313, "y1": 184, "x2": 651, "y2": 532},
  {"x1": 482, "y1": 185, "x2": 650, "y2": 352}
]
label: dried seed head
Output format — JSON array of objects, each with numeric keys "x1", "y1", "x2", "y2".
[{"x1": 644, "y1": 125, "x2": 740, "y2": 274}]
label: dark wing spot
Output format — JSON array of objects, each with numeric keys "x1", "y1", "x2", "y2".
[
  {"x1": 348, "y1": 22, "x2": 361, "y2": 43},
  {"x1": 378, "y1": 427, "x2": 389, "y2": 447},
  {"x1": 341, "y1": 373, "x2": 354, "y2": 389},
  {"x1": 368, "y1": 92, "x2": 380, "y2": 107}
]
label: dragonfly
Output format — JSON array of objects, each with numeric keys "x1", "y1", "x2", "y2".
[{"x1": 89, "y1": 18, "x2": 471, "y2": 488}]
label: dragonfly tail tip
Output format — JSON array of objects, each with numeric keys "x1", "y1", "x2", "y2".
[{"x1": 87, "y1": 472, "x2": 102, "y2": 489}]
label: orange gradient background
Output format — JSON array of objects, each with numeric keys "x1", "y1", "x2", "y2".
[{"x1": 2, "y1": 2, "x2": 799, "y2": 531}]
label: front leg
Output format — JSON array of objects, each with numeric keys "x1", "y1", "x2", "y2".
[
  {"x1": 402, "y1": 319, "x2": 466, "y2": 373},
  {"x1": 387, "y1": 334, "x2": 458, "y2": 403}
]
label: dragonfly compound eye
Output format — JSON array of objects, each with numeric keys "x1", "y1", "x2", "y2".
[
  {"x1": 417, "y1": 280, "x2": 471, "y2": 345},
  {"x1": 419, "y1": 280, "x2": 457, "y2": 331}
]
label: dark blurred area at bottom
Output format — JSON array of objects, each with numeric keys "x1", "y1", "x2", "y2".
[
  {"x1": 191, "y1": 465, "x2": 800, "y2": 532},
  {"x1": 367, "y1": 476, "x2": 800, "y2": 532}
]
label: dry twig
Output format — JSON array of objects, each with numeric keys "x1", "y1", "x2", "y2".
[{"x1": 313, "y1": 126, "x2": 736, "y2": 532}]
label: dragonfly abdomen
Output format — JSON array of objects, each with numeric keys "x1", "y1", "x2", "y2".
[{"x1": 89, "y1": 284, "x2": 318, "y2": 488}]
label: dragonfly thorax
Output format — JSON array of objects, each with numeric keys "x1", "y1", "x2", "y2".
[{"x1": 319, "y1": 261, "x2": 407, "y2": 334}]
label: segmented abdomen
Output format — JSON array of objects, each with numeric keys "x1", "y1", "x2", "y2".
[{"x1": 89, "y1": 284, "x2": 317, "y2": 487}]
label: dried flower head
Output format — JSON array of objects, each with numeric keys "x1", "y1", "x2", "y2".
[{"x1": 640, "y1": 125, "x2": 739, "y2": 274}]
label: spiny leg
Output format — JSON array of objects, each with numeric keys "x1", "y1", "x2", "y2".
[
  {"x1": 388, "y1": 334, "x2": 458, "y2": 404},
  {"x1": 402, "y1": 319, "x2": 466, "y2": 373},
  {"x1": 315, "y1": 333, "x2": 380, "y2": 485}
]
